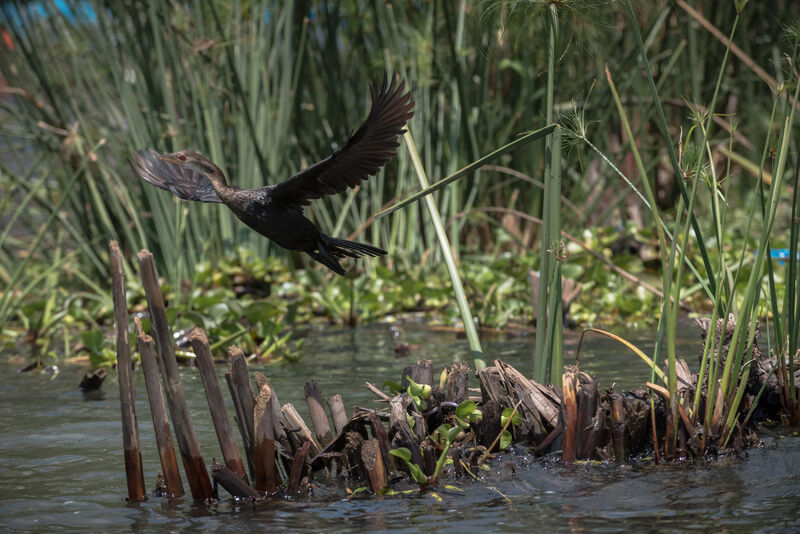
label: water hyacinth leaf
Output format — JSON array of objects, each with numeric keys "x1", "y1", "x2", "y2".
[
  {"x1": 389, "y1": 447, "x2": 412, "y2": 462},
  {"x1": 383, "y1": 381, "x2": 403, "y2": 395},
  {"x1": 435, "y1": 424, "x2": 452, "y2": 445},
  {"x1": 446, "y1": 425, "x2": 461, "y2": 444},
  {"x1": 501, "y1": 407, "x2": 522, "y2": 427},
  {"x1": 456, "y1": 400, "x2": 477, "y2": 418},
  {"x1": 499, "y1": 430, "x2": 512, "y2": 451},
  {"x1": 389, "y1": 448, "x2": 427, "y2": 484},
  {"x1": 406, "y1": 375, "x2": 432, "y2": 400}
]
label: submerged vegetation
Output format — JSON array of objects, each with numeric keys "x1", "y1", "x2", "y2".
[{"x1": 1, "y1": 1, "x2": 800, "y2": 440}]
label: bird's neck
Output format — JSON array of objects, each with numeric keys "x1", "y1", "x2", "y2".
[{"x1": 206, "y1": 167, "x2": 236, "y2": 203}]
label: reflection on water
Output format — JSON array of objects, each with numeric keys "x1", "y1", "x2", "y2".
[{"x1": 1, "y1": 323, "x2": 797, "y2": 532}]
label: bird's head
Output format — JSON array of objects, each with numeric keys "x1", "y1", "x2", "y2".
[
  {"x1": 158, "y1": 150, "x2": 213, "y2": 174},
  {"x1": 157, "y1": 149, "x2": 229, "y2": 189}
]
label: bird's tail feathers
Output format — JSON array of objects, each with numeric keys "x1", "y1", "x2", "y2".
[
  {"x1": 310, "y1": 235, "x2": 387, "y2": 276},
  {"x1": 323, "y1": 236, "x2": 387, "y2": 259}
]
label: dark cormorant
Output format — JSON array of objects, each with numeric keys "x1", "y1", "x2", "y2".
[{"x1": 130, "y1": 74, "x2": 414, "y2": 275}]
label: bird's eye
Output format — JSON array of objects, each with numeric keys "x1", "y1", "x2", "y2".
[{"x1": 179, "y1": 154, "x2": 186, "y2": 161}]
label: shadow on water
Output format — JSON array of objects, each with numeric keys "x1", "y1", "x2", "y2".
[{"x1": 1, "y1": 323, "x2": 798, "y2": 532}]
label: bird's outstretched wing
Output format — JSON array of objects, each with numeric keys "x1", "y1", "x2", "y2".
[
  {"x1": 129, "y1": 149, "x2": 222, "y2": 203},
  {"x1": 271, "y1": 74, "x2": 414, "y2": 211}
]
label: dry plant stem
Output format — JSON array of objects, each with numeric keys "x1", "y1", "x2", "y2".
[
  {"x1": 410, "y1": 359, "x2": 434, "y2": 386},
  {"x1": 360, "y1": 439, "x2": 388, "y2": 492},
  {"x1": 609, "y1": 394, "x2": 625, "y2": 464},
  {"x1": 305, "y1": 381, "x2": 333, "y2": 446},
  {"x1": 134, "y1": 317, "x2": 184, "y2": 497},
  {"x1": 676, "y1": 0, "x2": 782, "y2": 96},
  {"x1": 368, "y1": 412, "x2": 394, "y2": 476},
  {"x1": 253, "y1": 373, "x2": 277, "y2": 494},
  {"x1": 287, "y1": 441, "x2": 311, "y2": 494},
  {"x1": 110, "y1": 241, "x2": 146, "y2": 501},
  {"x1": 210, "y1": 463, "x2": 259, "y2": 500},
  {"x1": 576, "y1": 379, "x2": 599, "y2": 459},
  {"x1": 561, "y1": 367, "x2": 578, "y2": 464},
  {"x1": 327, "y1": 394, "x2": 349, "y2": 435},
  {"x1": 479, "y1": 400, "x2": 523, "y2": 463},
  {"x1": 137, "y1": 250, "x2": 213, "y2": 499},
  {"x1": 446, "y1": 363, "x2": 470, "y2": 404},
  {"x1": 282, "y1": 403, "x2": 322, "y2": 456},
  {"x1": 650, "y1": 399, "x2": 662, "y2": 464},
  {"x1": 226, "y1": 347, "x2": 256, "y2": 481},
  {"x1": 191, "y1": 329, "x2": 247, "y2": 482},
  {"x1": 364, "y1": 382, "x2": 391, "y2": 402}
]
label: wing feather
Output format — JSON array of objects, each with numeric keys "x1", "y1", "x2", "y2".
[{"x1": 271, "y1": 74, "x2": 414, "y2": 211}]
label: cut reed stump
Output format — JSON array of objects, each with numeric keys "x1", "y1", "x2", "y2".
[
  {"x1": 361, "y1": 439, "x2": 388, "y2": 492},
  {"x1": 110, "y1": 241, "x2": 146, "y2": 501},
  {"x1": 253, "y1": 373, "x2": 278, "y2": 494},
  {"x1": 305, "y1": 381, "x2": 333, "y2": 446},
  {"x1": 191, "y1": 330, "x2": 247, "y2": 483},
  {"x1": 287, "y1": 442, "x2": 311, "y2": 494},
  {"x1": 328, "y1": 394, "x2": 349, "y2": 434},
  {"x1": 211, "y1": 462, "x2": 260, "y2": 500},
  {"x1": 226, "y1": 347, "x2": 257, "y2": 481},
  {"x1": 138, "y1": 250, "x2": 213, "y2": 500},
  {"x1": 134, "y1": 317, "x2": 183, "y2": 497}
]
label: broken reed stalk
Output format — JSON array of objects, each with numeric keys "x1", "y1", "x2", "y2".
[
  {"x1": 109, "y1": 241, "x2": 146, "y2": 501},
  {"x1": 576, "y1": 378, "x2": 598, "y2": 459},
  {"x1": 609, "y1": 394, "x2": 625, "y2": 464},
  {"x1": 410, "y1": 359, "x2": 433, "y2": 386},
  {"x1": 191, "y1": 329, "x2": 247, "y2": 482},
  {"x1": 211, "y1": 462, "x2": 259, "y2": 500},
  {"x1": 561, "y1": 366, "x2": 578, "y2": 464},
  {"x1": 226, "y1": 346, "x2": 256, "y2": 481},
  {"x1": 134, "y1": 317, "x2": 184, "y2": 497},
  {"x1": 327, "y1": 394, "x2": 349, "y2": 435},
  {"x1": 253, "y1": 373, "x2": 278, "y2": 494},
  {"x1": 367, "y1": 412, "x2": 394, "y2": 476},
  {"x1": 282, "y1": 403, "x2": 322, "y2": 456},
  {"x1": 361, "y1": 439, "x2": 388, "y2": 492},
  {"x1": 137, "y1": 250, "x2": 213, "y2": 500},
  {"x1": 287, "y1": 441, "x2": 311, "y2": 494},
  {"x1": 445, "y1": 362, "x2": 470, "y2": 403},
  {"x1": 305, "y1": 381, "x2": 333, "y2": 446}
]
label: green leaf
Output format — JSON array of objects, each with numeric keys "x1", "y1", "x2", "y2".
[
  {"x1": 389, "y1": 447, "x2": 411, "y2": 462},
  {"x1": 499, "y1": 430, "x2": 512, "y2": 450},
  {"x1": 80, "y1": 329, "x2": 104, "y2": 354},
  {"x1": 446, "y1": 425, "x2": 461, "y2": 443},
  {"x1": 406, "y1": 376, "x2": 432, "y2": 400},
  {"x1": 390, "y1": 448, "x2": 427, "y2": 484},
  {"x1": 456, "y1": 400, "x2": 477, "y2": 418},
  {"x1": 501, "y1": 407, "x2": 522, "y2": 427},
  {"x1": 383, "y1": 381, "x2": 403, "y2": 395}
]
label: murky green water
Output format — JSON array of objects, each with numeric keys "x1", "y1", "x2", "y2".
[{"x1": 1, "y1": 323, "x2": 798, "y2": 532}]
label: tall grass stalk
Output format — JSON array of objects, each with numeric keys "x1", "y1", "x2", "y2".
[
  {"x1": 533, "y1": 3, "x2": 562, "y2": 386},
  {"x1": 403, "y1": 129, "x2": 484, "y2": 369}
]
